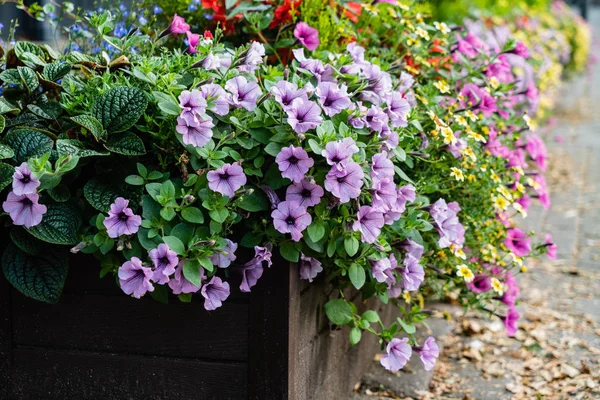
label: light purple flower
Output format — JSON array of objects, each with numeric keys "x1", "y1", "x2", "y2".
[
  {"x1": 201, "y1": 276, "x2": 230, "y2": 311},
  {"x1": 347, "y1": 42, "x2": 365, "y2": 62},
  {"x1": 416, "y1": 337, "x2": 439, "y2": 371},
  {"x1": 286, "y1": 98, "x2": 323, "y2": 134},
  {"x1": 2, "y1": 192, "x2": 47, "y2": 228},
  {"x1": 207, "y1": 163, "x2": 247, "y2": 198},
  {"x1": 240, "y1": 260, "x2": 264, "y2": 292},
  {"x1": 275, "y1": 145, "x2": 314, "y2": 183},
  {"x1": 168, "y1": 261, "x2": 202, "y2": 295},
  {"x1": 365, "y1": 105, "x2": 389, "y2": 133},
  {"x1": 299, "y1": 253, "x2": 323, "y2": 282},
  {"x1": 380, "y1": 338, "x2": 412, "y2": 372},
  {"x1": 429, "y1": 198, "x2": 465, "y2": 249},
  {"x1": 294, "y1": 22, "x2": 320, "y2": 51},
  {"x1": 371, "y1": 257, "x2": 394, "y2": 284},
  {"x1": 271, "y1": 201, "x2": 312, "y2": 242},
  {"x1": 271, "y1": 81, "x2": 308, "y2": 111},
  {"x1": 324, "y1": 161, "x2": 364, "y2": 203},
  {"x1": 352, "y1": 206, "x2": 385, "y2": 244},
  {"x1": 371, "y1": 152, "x2": 394, "y2": 182},
  {"x1": 503, "y1": 307, "x2": 520, "y2": 336},
  {"x1": 176, "y1": 116, "x2": 214, "y2": 148},
  {"x1": 149, "y1": 243, "x2": 178, "y2": 284},
  {"x1": 504, "y1": 228, "x2": 531, "y2": 257},
  {"x1": 316, "y1": 82, "x2": 352, "y2": 117},
  {"x1": 12, "y1": 162, "x2": 39, "y2": 195},
  {"x1": 225, "y1": 76, "x2": 261, "y2": 111},
  {"x1": 398, "y1": 71, "x2": 415, "y2": 93},
  {"x1": 239, "y1": 41, "x2": 265, "y2": 72},
  {"x1": 385, "y1": 92, "x2": 411, "y2": 128},
  {"x1": 210, "y1": 239, "x2": 238, "y2": 268},
  {"x1": 103, "y1": 197, "x2": 142, "y2": 238},
  {"x1": 286, "y1": 179, "x2": 324, "y2": 208},
  {"x1": 321, "y1": 138, "x2": 359, "y2": 172},
  {"x1": 118, "y1": 257, "x2": 154, "y2": 299},
  {"x1": 200, "y1": 83, "x2": 230, "y2": 116},
  {"x1": 179, "y1": 89, "x2": 207, "y2": 125},
  {"x1": 372, "y1": 179, "x2": 397, "y2": 211},
  {"x1": 401, "y1": 254, "x2": 424, "y2": 292},
  {"x1": 398, "y1": 238, "x2": 424, "y2": 260}
]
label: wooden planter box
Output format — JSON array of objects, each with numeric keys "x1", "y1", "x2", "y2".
[{"x1": 0, "y1": 255, "x2": 396, "y2": 399}]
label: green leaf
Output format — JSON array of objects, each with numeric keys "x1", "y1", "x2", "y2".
[
  {"x1": 264, "y1": 142, "x2": 284, "y2": 157},
  {"x1": 0, "y1": 98, "x2": 20, "y2": 115},
  {"x1": 350, "y1": 327, "x2": 362, "y2": 345},
  {"x1": 398, "y1": 318, "x2": 416, "y2": 334},
  {"x1": 152, "y1": 91, "x2": 181, "y2": 116},
  {"x1": 0, "y1": 69, "x2": 21, "y2": 85},
  {"x1": 183, "y1": 259, "x2": 202, "y2": 286},
  {"x1": 83, "y1": 180, "x2": 122, "y2": 212},
  {"x1": 181, "y1": 207, "x2": 204, "y2": 224},
  {"x1": 162, "y1": 236, "x2": 185, "y2": 255},
  {"x1": 324, "y1": 299, "x2": 353, "y2": 326},
  {"x1": 104, "y1": 132, "x2": 146, "y2": 155},
  {"x1": 149, "y1": 284, "x2": 169, "y2": 304},
  {"x1": 209, "y1": 208, "x2": 229, "y2": 223},
  {"x1": 71, "y1": 115, "x2": 107, "y2": 141},
  {"x1": 92, "y1": 86, "x2": 148, "y2": 133},
  {"x1": 56, "y1": 139, "x2": 109, "y2": 158},
  {"x1": 170, "y1": 223, "x2": 194, "y2": 246},
  {"x1": 237, "y1": 191, "x2": 269, "y2": 212},
  {"x1": 48, "y1": 185, "x2": 71, "y2": 202},
  {"x1": 0, "y1": 162, "x2": 13, "y2": 191},
  {"x1": 198, "y1": 257, "x2": 214, "y2": 273},
  {"x1": 125, "y1": 175, "x2": 145, "y2": 186},
  {"x1": 43, "y1": 62, "x2": 71, "y2": 82},
  {"x1": 361, "y1": 310, "x2": 380, "y2": 323},
  {"x1": 344, "y1": 236, "x2": 359, "y2": 257},
  {"x1": 307, "y1": 221, "x2": 325, "y2": 242},
  {"x1": 348, "y1": 263, "x2": 366, "y2": 289},
  {"x1": 27, "y1": 104, "x2": 60, "y2": 120},
  {"x1": 2, "y1": 129, "x2": 54, "y2": 163},
  {"x1": 26, "y1": 203, "x2": 82, "y2": 245},
  {"x1": 0, "y1": 115, "x2": 5, "y2": 133},
  {"x1": 17, "y1": 66, "x2": 39, "y2": 94},
  {"x1": 10, "y1": 228, "x2": 43, "y2": 256},
  {"x1": 20, "y1": 52, "x2": 46, "y2": 68},
  {"x1": 14, "y1": 41, "x2": 45, "y2": 61},
  {"x1": 280, "y1": 241, "x2": 299, "y2": 262},
  {"x1": 0, "y1": 144, "x2": 14, "y2": 160},
  {"x1": 2, "y1": 243, "x2": 68, "y2": 304}
]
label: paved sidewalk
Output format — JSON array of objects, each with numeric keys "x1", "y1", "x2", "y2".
[{"x1": 353, "y1": 9, "x2": 600, "y2": 400}]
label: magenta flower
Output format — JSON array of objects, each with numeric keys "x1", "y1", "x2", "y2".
[
  {"x1": 200, "y1": 83, "x2": 230, "y2": 116},
  {"x1": 455, "y1": 34, "x2": 478, "y2": 58},
  {"x1": 207, "y1": 163, "x2": 247, "y2": 198},
  {"x1": 2, "y1": 192, "x2": 47, "y2": 228},
  {"x1": 401, "y1": 254, "x2": 425, "y2": 292},
  {"x1": 352, "y1": 206, "x2": 384, "y2": 244},
  {"x1": 525, "y1": 134, "x2": 547, "y2": 171},
  {"x1": 513, "y1": 42, "x2": 530, "y2": 58},
  {"x1": 275, "y1": 145, "x2": 314, "y2": 183},
  {"x1": 299, "y1": 254, "x2": 323, "y2": 282},
  {"x1": 271, "y1": 81, "x2": 308, "y2": 111},
  {"x1": 12, "y1": 162, "x2": 39, "y2": 195},
  {"x1": 504, "y1": 228, "x2": 531, "y2": 257},
  {"x1": 503, "y1": 307, "x2": 520, "y2": 336},
  {"x1": 179, "y1": 89, "x2": 207, "y2": 125},
  {"x1": 286, "y1": 98, "x2": 323, "y2": 134},
  {"x1": 316, "y1": 82, "x2": 352, "y2": 117},
  {"x1": 169, "y1": 261, "x2": 202, "y2": 295},
  {"x1": 118, "y1": 257, "x2": 154, "y2": 299},
  {"x1": 500, "y1": 272, "x2": 519, "y2": 307},
  {"x1": 322, "y1": 138, "x2": 359, "y2": 172},
  {"x1": 159, "y1": 14, "x2": 190, "y2": 38},
  {"x1": 201, "y1": 276, "x2": 230, "y2": 311},
  {"x1": 225, "y1": 76, "x2": 261, "y2": 111},
  {"x1": 294, "y1": 22, "x2": 320, "y2": 51},
  {"x1": 385, "y1": 92, "x2": 411, "y2": 128},
  {"x1": 545, "y1": 234, "x2": 557, "y2": 260},
  {"x1": 371, "y1": 152, "x2": 394, "y2": 182},
  {"x1": 467, "y1": 274, "x2": 492, "y2": 293},
  {"x1": 416, "y1": 337, "x2": 439, "y2": 371},
  {"x1": 210, "y1": 239, "x2": 238, "y2": 268},
  {"x1": 176, "y1": 116, "x2": 214, "y2": 148},
  {"x1": 324, "y1": 161, "x2": 364, "y2": 203},
  {"x1": 185, "y1": 31, "x2": 200, "y2": 54},
  {"x1": 103, "y1": 197, "x2": 142, "y2": 238},
  {"x1": 272, "y1": 201, "x2": 312, "y2": 242},
  {"x1": 380, "y1": 338, "x2": 412, "y2": 372},
  {"x1": 149, "y1": 244, "x2": 179, "y2": 284},
  {"x1": 286, "y1": 179, "x2": 324, "y2": 208}
]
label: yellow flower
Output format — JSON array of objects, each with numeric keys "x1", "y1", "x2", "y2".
[
  {"x1": 441, "y1": 126, "x2": 457, "y2": 145},
  {"x1": 497, "y1": 186, "x2": 513, "y2": 201},
  {"x1": 489, "y1": 76, "x2": 500, "y2": 89},
  {"x1": 402, "y1": 291, "x2": 411, "y2": 303},
  {"x1": 467, "y1": 174, "x2": 476, "y2": 182},
  {"x1": 468, "y1": 132, "x2": 486, "y2": 143},
  {"x1": 397, "y1": 2, "x2": 409, "y2": 10},
  {"x1": 515, "y1": 182, "x2": 526, "y2": 194},
  {"x1": 452, "y1": 246, "x2": 467, "y2": 260},
  {"x1": 415, "y1": 27, "x2": 430, "y2": 41},
  {"x1": 456, "y1": 264, "x2": 474, "y2": 283},
  {"x1": 512, "y1": 166, "x2": 524, "y2": 175},
  {"x1": 523, "y1": 114, "x2": 537, "y2": 132},
  {"x1": 462, "y1": 148, "x2": 477, "y2": 162},
  {"x1": 465, "y1": 110, "x2": 478, "y2": 122},
  {"x1": 455, "y1": 115, "x2": 468, "y2": 127},
  {"x1": 490, "y1": 170, "x2": 501, "y2": 183},
  {"x1": 520, "y1": 266, "x2": 528, "y2": 273},
  {"x1": 433, "y1": 21, "x2": 451, "y2": 34},
  {"x1": 450, "y1": 167, "x2": 464, "y2": 181},
  {"x1": 527, "y1": 177, "x2": 541, "y2": 190},
  {"x1": 491, "y1": 278, "x2": 504, "y2": 296},
  {"x1": 433, "y1": 80, "x2": 450, "y2": 94},
  {"x1": 493, "y1": 195, "x2": 509, "y2": 211}
]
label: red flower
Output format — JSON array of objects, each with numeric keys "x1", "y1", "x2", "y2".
[
  {"x1": 269, "y1": 0, "x2": 302, "y2": 29},
  {"x1": 344, "y1": 2, "x2": 362, "y2": 23},
  {"x1": 204, "y1": 30, "x2": 214, "y2": 39}
]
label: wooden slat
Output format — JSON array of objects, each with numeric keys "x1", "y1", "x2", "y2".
[
  {"x1": 8, "y1": 346, "x2": 247, "y2": 399},
  {"x1": 0, "y1": 275, "x2": 12, "y2": 398},
  {"x1": 12, "y1": 292, "x2": 249, "y2": 361}
]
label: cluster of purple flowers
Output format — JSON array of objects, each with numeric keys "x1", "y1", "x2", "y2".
[{"x1": 2, "y1": 163, "x2": 47, "y2": 228}]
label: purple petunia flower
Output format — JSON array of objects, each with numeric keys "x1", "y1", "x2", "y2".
[
  {"x1": 239, "y1": 42, "x2": 265, "y2": 73},
  {"x1": 398, "y1": 238, "x2": 424, "y2": 260},
  {"x1": 179, "y1": 89, "x2": 207, "y2": 125},
  {"x1": 103, "y1": 197, "x2": 142, "y2": 238},
  {"x1": 416, "y1": 337, "x2": 439, "y2": 371},
  {"x1": 365, "y1": 105, "x2": 389, "y2": 133},
  {"x1": 286, "y1": 179, "x2": 324, "y2": 208},
  {"x1": 176, "y1": 115, "x2": 214, "y2": 148},
  {"x1": 225, "y1": 76, "x2": 261, "y2": 111},
  {"x1": 275, "y1": 145, "x2": 314, "y2": 183},
  {"x1": 385, "y1": 92, "x2": 411, "y2": 128},
  {"x1": 12, "y1": 162, "x2": 40, "y2": 195},
  {"x1": 371, "y1": 152, "x2": 394, "y2": 182},
  {"x1": 401, "y1": 254, "x2": 425, "y2": 292},
  {"x1": 2, "y1": 192, "x2": 47, "y2": 228},
  {"x1": 467, "y1": 274, "x2": 492, "y2": 293},
  {"x1": 286, "y1": 98, "x2": 323, "y2": 134},
  {"x1": 271, "y1": 81, "x2": 308, "y2": 111},
  {"x1": 500, "y1": 272, "x2": 519, "y2": 307},
  {"x1": 352, "y1": 206, "x2": 385, "y2": 244},
  {"x1": 372, "y1": 179, "x2": 397, "y2": 211},
  {"x1": 149, "y1": 243, "x2": 178, "y2": 284},
  {"x1": 503, "y1": 307, "x2": 520, "y2": 336},
  {"x1": 271, "y1": 201, "x2": 312, "y2": 242},
  {"x1": 207, "y1": 163, "x2": 247, "y2": 198},
  {"x1": 294, "y1": 22, "x2": 320, "y2": 51},
  {"x1": 239, "y1": 244, "x2": 273, "y2": 292},
  {"x1": 200, "y1": 83, "x2": 230, "y2": 116},
  {"x1": 299, "y1": 253, "x2": 323, "y2": 282},
  {"x1": 118, "y1": 257, "x2": 154, "y2": 299},
  {"x1": 210, "y1": 239, "x2": 238, "y2": 268},
  {"x1": 504, "y1": 228, "x2": 531, "y2": 257},
  {"x1": 429, "y1": 198, "x2": 465, "y2": 249},
  {"x1": 159, "y1": 14, "x2": 190, "y2": 38},
  {"x1": 324, "y1": 161, "x2": 364, "y2": 203},
  {"x1": 380, "y1": 337, "x2": 412, "y2": 372},
  {"x1": 316, "y1": 82, "x2": 352, "y2": 117},
  {"x1": 201, "y1": 276, "x2": 230, "y2": 311},
  {"x1": 322, "y1": 138, "x2": 359, "y2": 172},
  {"x1": 371, "y1": 257, "x2": 394, "y2": 284}
]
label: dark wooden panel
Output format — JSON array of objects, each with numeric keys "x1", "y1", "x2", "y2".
[
  {"x1": 8, "y1": 346, "x2": 247, "y2": 400},
  {"x1": 12, "y1": 292, "x2": 249, "y2": 361},
  {"x1": 247, "y1": 255, "x2": 290, "y2": 400},
  {"x1": 0, "y1": 276, "x2": 12, "y2": 398}
]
